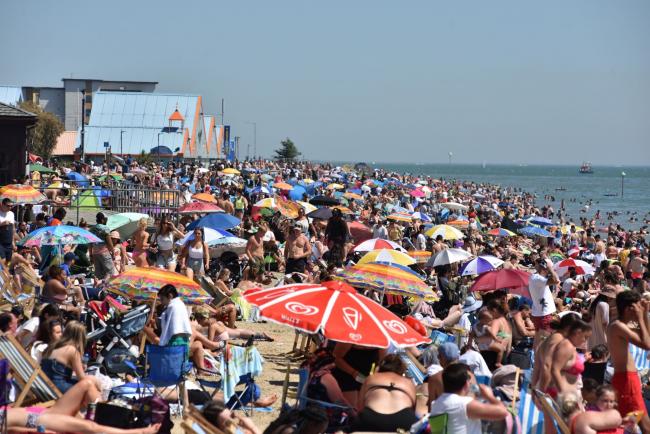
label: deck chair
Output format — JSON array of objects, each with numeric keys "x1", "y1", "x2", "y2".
[
  {"x1": 0, "y1": 333, "x2": 61, "y2": 406},
  {"x1": 518, "y1": 379, "x2": 545, "y2": 434},
  {"x1": 532, "y1": 389, "x2": 571, "y2": 434},
  {"x1": 428, "y1": 413, "x2": 448, "y2": 434},
  {"x1": 181, "y1": 404, "x2": 227, "y2": 434},
  {"x1": 399, "y1": 351, "x2": 426, "y2": 385},
  {"x1": 143, "y1": 344, "x2": 190, "y2": 416}
]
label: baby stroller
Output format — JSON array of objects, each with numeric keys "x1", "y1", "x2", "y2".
[{"x1": 86, "y1": 296, "x2": 151, "y2": 375}]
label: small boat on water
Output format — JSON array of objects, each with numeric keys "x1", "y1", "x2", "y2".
[
  {"x1": 579, "y1": 162, "x2": 593, "y2": 174},
  {"x1": 555, "y1": 187, "x2": 567, "y2": 191}
]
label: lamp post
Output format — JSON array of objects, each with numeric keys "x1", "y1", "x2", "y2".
[
  {"x1": 120, "y1": 130, "x2": 125, "y2": 156},
  {"x1": 448, "y1": 151, "x2": 453, "y2": 165},
  {"x1": 621, "y1": 171, "x2": 626, "y2": 197},
  {"x1": 157, "y1": 132, "x2": 163, "y2": 165},
  {"x1": 245, "y1": 121, "x2": 257, "y2": 159}
]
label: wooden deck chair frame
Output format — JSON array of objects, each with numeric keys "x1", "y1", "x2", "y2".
[
  {"x1": 181, "y1": 404, "x2": 227, "y2": 434},
  {"x1": 532, "y1": 389, "x2": 571, "y2": 434},
  {"x1": 0, "y1": 262, "x2": 20, "y2": 303},
  {"x1": 0, "y1": 333, "x2": 62, "y2": 406}
]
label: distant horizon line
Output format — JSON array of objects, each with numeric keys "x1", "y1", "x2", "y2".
[{"x1": 308, "y1": 160, "x2": 650, "y2": 168}]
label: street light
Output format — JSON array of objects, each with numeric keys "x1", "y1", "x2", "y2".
[
  {"x1": 120, "y1": 130, "x2": 125, "y2": 156},
  {"x1": 245, "y1": 121, "x2": 257, "y2": 159},
  {"x1": 448, "y1": 151, "x2": 453, "y2": 165},
  {"x1": 157, "y1": 132, "x2": 163, "y2": 165},
  {"x1": 621, "y1": 171, "x2": 626, "y2": 197}
]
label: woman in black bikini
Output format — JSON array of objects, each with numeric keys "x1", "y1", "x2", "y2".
[
  {"x1": 331, "y1": 343, "x2": 383, "y2": 407},
  {"x1": 350, "y1": 354, "x2": 418, "y2": 433}
]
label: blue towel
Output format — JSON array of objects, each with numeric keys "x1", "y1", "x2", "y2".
[{"x1": 220, "y1": 345, "x2": 264, "y2": 402}]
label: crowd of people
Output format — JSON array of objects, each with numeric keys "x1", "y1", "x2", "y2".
[{"x1": 0, "y1": 156, "x2": 647, "y2": 434}]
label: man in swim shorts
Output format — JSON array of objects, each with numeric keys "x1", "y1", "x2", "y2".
[{"x1": 608, "y1": 290, "x2": 650, "y2": 434}]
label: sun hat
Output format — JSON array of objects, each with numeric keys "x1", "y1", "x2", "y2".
[{"x1": 462, "y1": 295, "x2": 483, "y2": 313}]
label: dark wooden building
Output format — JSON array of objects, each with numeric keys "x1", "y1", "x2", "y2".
[{"x1": 0, "y1": 103, "x2": 36, "y2": 184}]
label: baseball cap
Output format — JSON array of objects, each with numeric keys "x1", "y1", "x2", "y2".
[
  {"x1": 438, "y1": 342, "x2": 460, "y2": 362},
  {"x1": 63, "y1": 252, "x2": 78, "y2": 262}
]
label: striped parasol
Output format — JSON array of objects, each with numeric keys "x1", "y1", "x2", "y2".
[
  {"x1": 486, "y1": 228, "x2": 516, "y2": 237},
  {"x1": 387, "y1": 212, "x2": 412, "y2": 222},
  {"x1": 107, "y1": 267, "x2": 212, "y2": 305},
  {"x1": 353, "y1": 238, "x2": 405, "y2": 253},
  {"x1": 336, "y1": 262, "x2": 436, "y2": 299},
  {"x1": 408, "y1": 250, "x2": 432, "y2": 264},
  {"x1": 0, "y1": 184, "x2": 46, "y2": 205},
  {"x1": 358, "y1": 249, "x2": 415, "y2": 266}
]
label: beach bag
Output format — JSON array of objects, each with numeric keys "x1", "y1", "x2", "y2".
[
  {"x1": 132, "y1": 395, "x2": 173, "y2": 434},
  {"x1": 95, "y1": 402, "x2": 134, "y2": 428}
]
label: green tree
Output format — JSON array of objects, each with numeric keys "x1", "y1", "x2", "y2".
[
  {"x1": 19, "y1": 101, "x2": 64, "y2": 159},
  {"x1": 274, "y1": 138, "x2": 301, "y2": 161},
  {"x1": 136, "y1": 150, "x2": 155, "y2": 165}
]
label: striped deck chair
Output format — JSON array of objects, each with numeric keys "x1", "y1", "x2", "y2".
[
  {"x1": 532, "y1": 389, "x2": 571, "y2": 434},
  {"x1": 399, "y1": 351, "x2": 426, "y2": 385},
  {"x1": 518, "y1": 379, "x2": 544, "y2": 434},
  {"x1": 0, "y1": 333, "x2": 61, "y2": 406},
  {"x1": 630, "y1": 344, "x2": 650, "y2": 371},
  {"x1": 181, "y1": 404, "x2": 226, "y2": 434}
]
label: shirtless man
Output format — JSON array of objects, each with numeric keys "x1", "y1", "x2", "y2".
[
  {"x1": 431, "y1": 235, "x2": 447, "y2": 254},
  {"x1": 628, "y1": 249, "x2": 648, "y2": 287},
  {"x1": 246, "y1": 226, "x2": 265, "y2": 273},
  {"x1": 219, "y1": 192, "x2": 235, "y2": 215},
  {"x1": 285, "y1": 224, "x2": 311, "y2": 274},
  {"x1": 607, "y1": 291, "x2": 650, "y2": 434}
]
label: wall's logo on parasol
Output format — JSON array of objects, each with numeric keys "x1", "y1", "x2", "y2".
[
  {"x1": 285, "y1": 302, "x2": 319, "y2": 316},
  {"x1": 257, "y1": 289, "x2": 296, "y2": 302},
  {"x1": 342, "y1": 307, "x2": 361, "y2": 330},
  {"x1": 382, "y1": 320, "x2": 407, "y2": 335},
  {"x1": 348, "y1": 333, "x2": 363, "y2": 341}
]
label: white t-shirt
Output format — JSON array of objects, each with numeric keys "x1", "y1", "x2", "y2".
[
  {"x1": 561, "y1": 278, "x2": 577, "y2": 294},
  {"x1": 416, "y1": 233, "x2": 427, "y2": 250},
  {"x1": 0, "y1": 210, "x2": 15, "y2": 225},
  {"x1": 459, "y1": 349, "x2": 493, "y2": 379},
  {"x1": 430, "y1": 393, "x2": 481, "y2": 434},
  {"x1": 528, "y1": 273, "x2": 557, "y2": 317},
  {"x1": 16, "y1": 316, "x2": 39, "y2": 347}
]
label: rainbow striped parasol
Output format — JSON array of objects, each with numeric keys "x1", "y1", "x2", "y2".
[
  {"x1": 107, "y1": 267, "x2": 212, "y2": 305},
  {"x1": 407, "y1": 250, "x2": 432, "y2": 264},
  {"x1": 0, "y1": 184, "x2": 46, "y2": 205},
  {"x1": 335, "y1": 262, "x2": 436, "y2": 299}
]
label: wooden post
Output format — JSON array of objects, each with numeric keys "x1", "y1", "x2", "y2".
[
  {"x1": 511, "y1": 368, "x2": 520, "y2": 412},
  {"x1": 280, "y1": 362, "x2": 291, "y2": 407},
  {"x1": 139, "y1": 293, "x2": 158, "y2": 355}
]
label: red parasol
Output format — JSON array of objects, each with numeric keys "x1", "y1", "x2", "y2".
[
  {"x1": 348, "y1": 221, "x2": 372, "y2": 244},
  {"x1": 243, "y1": 280, "x2": 430, "y2": 348},
  {"x1": 470, "y1": 269, "x2": 532, "y2": 297},
  {"x1": 178, "y1": 201, "x2": 224, "y2": 214}
]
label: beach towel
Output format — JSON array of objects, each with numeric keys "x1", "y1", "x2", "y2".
[{"x1": 219, "y1": 345, "x2": 264, "y2": 402}]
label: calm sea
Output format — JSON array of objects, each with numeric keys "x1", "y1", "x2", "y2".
[{"x1": 369, "y1": 163, "x2": 650, "y2": 229}]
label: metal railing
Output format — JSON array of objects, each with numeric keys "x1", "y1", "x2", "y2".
[{"x1": 34, "y1": 185, "x2": 181, "y2": 223}]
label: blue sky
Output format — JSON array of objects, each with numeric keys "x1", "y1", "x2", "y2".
[{"x1": 1, "y1": 0, "x2": 649, "y2": 165}]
